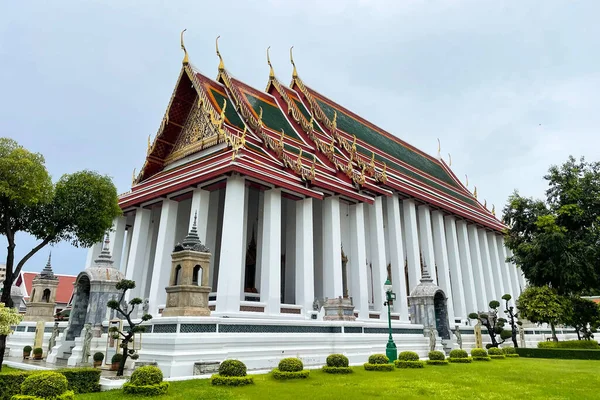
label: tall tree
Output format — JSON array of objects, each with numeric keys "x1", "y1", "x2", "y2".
[
  {"x1": 0, "y1": 137, "x2": 121, "y2": 370},
  {"x1": 503, "y1": 156, "x2": 600, "y2": 295},
  {"x1": 517, "y1": 285, "x2": 567, "y2": 341},
  {"x1": 563, "y1": 297, "x2": 600, "y2": 340}
]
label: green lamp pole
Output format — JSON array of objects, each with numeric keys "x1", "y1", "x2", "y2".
[{"x1": 383, "y1": 279, "x2": 397, "y2": 362}]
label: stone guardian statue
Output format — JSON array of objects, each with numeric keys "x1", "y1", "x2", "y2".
[{"x1": 81, "y1": 323, "x2": 93, "y2": 364}]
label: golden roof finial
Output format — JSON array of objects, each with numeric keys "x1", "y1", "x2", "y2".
[
  {"x1": 465, "y1": 174, "x2": 469, "y2": 188},
  {"x1": 258, "y1": 106, "x2": 264, "y2": 127},
  {"x1": 370, "y1": 152, "x2": 375, "y2": 168},
  {"x1": 180, "y1": 29, "x2": 189, "y2": 65},
  {"x1": 132, "y1": 168, "x2": 136, "y2": 186},
  {"x1": 290, "y1": 46, "x2": 298, "y2": 79},
  {"x1": 492, "y1": 204, "x2": 496, "y2": 216},
  {"x1": 216, "y1": 35, "x2": 224, "y2": 71},
  {"x1": 147, "y1": 135, "x2": 152, "y2": 154},
  {"x1": 297, "y1": 148, "x2": 303, "y2": 166},
  {"x1": 437, "y1": 138, "x2": 441, "y2": 158},
  {"x1": 473, "y1": 186, "x2": 478, "y2": 199},
  {"x1": 351, "y1": 135, "x2": 357, "y2": 152},
  {"x1": 448, "y1": 153, "x2": 452, "y2": 166},
  {"x1": 267, "y1": 46, "x2": 275, "y2": 79},
  {"x1": 484, "y1": 199, "x2": 487, "y2": 208},
  {"x1": 280, "y1": 129, "x2": 285, "y2": 143}
]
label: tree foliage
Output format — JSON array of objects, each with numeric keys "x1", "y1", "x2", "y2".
[
  {"x1": 517, "y1": 285, "x2": 567, "y2": 341},
  {"x1": 563, "y1": 297, "x2": 600, "y2": 340},
  {"x1": 501, "y1": 294, "x2": 522, "y2": 348},
  {"x1": 468, "y1": 300, "x2": 511, "y2": 348},
  {"x1": 0, "y1": 303, "x2": 22, "y2": 336},
  {"x1": 503, "y1": 156, "x2": 600, "y2": 295},
  {"x1": 108, "y1": 279, "x2": 153, "y2": 376},
  {"x1": 0, "y1": 137, "x2": 121, "y2": 371}
]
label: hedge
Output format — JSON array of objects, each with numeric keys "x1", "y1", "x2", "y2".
[
  {"x1": 473, "y1": 356, "x2": 492, "y2": 361},
  {"x1": 322, "y1": 366, "x2": 353, "y2": 374},
  {"x1": 272, "y1": 369, "x2": 310, "y2": 380},
  {"x1": 122, "y1": 382, "x2": 170, "y2": 396},
  {"x1": 57, "y1": 368, "x2": 101, "y2": 394},
  {"x1": 278, "y1": 358, "x2": 303, "y2": 372},
  {"x1": 0, "y1": 371, "x2": 33, "y2": 400},
  {"x1": 516, "y1": 347, "x2": 600, "y2": 360},
  {"x1": 364, "y1": 363, "x2": 395, "y2": 371},
  {"x1": 218, "y1": 360, "x2": 247, "y2": 377},
  {"x1": 368, "y1": 354, "x2": 389, "y2": 364},
  {"x1": 397, "y1": 351, "x2": 420, "y2": 361},
  {"x1": 449, "y1": 349, "x2": 469, "y2": 359},
  {"x1": 210, "y1": 375, "x2": 254, "y2": 386},
  {"x1": 326, "y1": 354, "x2": 349, "y2": 368},
  {"x1": 12, "y1": 391, "x2": 74, "y2": 400},
  {"x1": 426, "y1": 359, "x2": 449, "y2": 365},
  {"x1": 538, "y1": 340, "x2": 600, "y2": 350},
  {"x1": 21, "y1": 372, "x2": 68, "y2": 399},
  {"x1": 130, "y1": 366, "x2": 163, "y2": 386},
  {"x1": 488, "y1": 348, "x2": 505, "y2": 359},
  {"x1": 448, "y1": 357, "x2": 472, "y2": 363},
  {"x1": 394, "y1": 360, "x2": 425, "y2": 368}
]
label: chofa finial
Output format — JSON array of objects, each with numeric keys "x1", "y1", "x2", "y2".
[
  {"x1": 437, "y1": 138, "x2": 441, "y2": 159},
  {"x1": 474, "y1": 186, "x2": 478, "y2": 199},
  {"x1": 180, "y1": 29, "x2": 189, "y2": 65},
  {"x1": 290, "y1": 46, "x2": 297, "y2": 79},
  {"x1": 448, "y1": 153, "x2": 452, "y2": 166},
  {"x1": 216, "y1": 35, "x2": 224, "y2": 71},
  {"x1": 465, "y1": 174, "x2": 469, "y2": 188},
  {"x1": 267, "y1": 46, "x2": 274, "y2": 78}
]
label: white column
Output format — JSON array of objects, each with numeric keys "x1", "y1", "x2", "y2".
[
  {"x1": 431, "y1": 210, "x2": 455, "y2": 322},
  {"x1": 418, "y1": 205, "x2": 437, "y2": 285},
  {"x1": 261, "y1": 188, "x2": 282, "y2": 314},
  {"x1": 322, "y1": 196, "x2": 343, "y2": 299},
  {"x1": 255, "y1": 191, "x2": 264, "y2": 293},
  {"x1": 478, "y1": 229, "x2": 497, "y2": 304},
  {"x1": 504, "y1": 245, "x2": 521, "y2": 296},
  {"x1": 216, "y1": 175, "x2": 246, "y2": 314},
  {"x1": 349, "y1": 203, "x2": 369, "y2": 320},
  {"x1": 487, "y1": 231, "x2": 506, "y2": 303},
  {"x1": 146, "y1": 199, "x2": 179, "y2": 314},
  {"x1": 456, "y1": 220, "x2": 478, "y2": 314},
  {"x1": 189, "y1": 188, "x2": 211, "y2": 243},
  {"x1": 121, "y1": 226, "x2": 133, "y2": 275},
  {"x1": 295, "y1": 198, "x2": 314, "y2": 317},
  {"x1": 85, "y1": 243, "x2": 103, "y2": 268},
  {"x1": 125, "y1": 208, "x2": 152, "y2": 300},
  {"x1": 495, "y1": 234, "x2": 515, "y2": 299},
  {"x1": 284, "y1": 200, "x2": 296, "y2": 304},
  {"x1": 368, "y1": 197, "x2": 387, "y2": 318},
  {"x1": 385, "y1": 195, "x2": 408, "y2": 320},
  {"x1": 402, "y1": 199, "x2": 421, "y2": 290},
  {"x1": 109, "y1": 216, "x2": 127, "y2": 272},
  {"x1": 444, "y1": 216, "x2": 467, "y2": 320},
  {"x1": 468, "y1": 225, "x2": 488, "y2": 310}
]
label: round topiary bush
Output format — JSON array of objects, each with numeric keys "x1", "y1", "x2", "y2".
[
  {"x1": 488, "y1": 348, "x2": 503, "y2": 356},
  {"x1": 219, "y1": 360, "x2": 247, "y2": 377},
  {"x1": 471, "y1": 348, "x2": 488, "y2": 357},
  {"x1": 428, "y1": 351, "x2": 445, "y2": 361},
  {"x1": 368, "y1": 354, "x2": 389, "y2": 365},
  {"x1": 326, "y1": 354, "x2": 349, "y2": 367},
  {"x1": 23, "y1": 346, "x2": 32, "y2": 353},
  {"x1": 33, "y1": 347, "x2": 43, "y2": 356},
  {"x1": 111, "y1": 353, "x2": 123, "y2": 364},
  {"x1": 93, "y1": 352, "x2": 104, "y2": 362},
  {"x1": 398, "y1": 351, "x2": 419, "y2": 361},
  {"x1": 278, "y1": 358, "x2": 303, "y2": 372},
  {"x1": 21, "y1": 371, "x2": 68, "y2": 398},
  {"x1": 130, "y1": 366, "x2": 164, "y2": 386},
  {"x1": 449, "y1": 349, "x2": 468, "y2": 358}
]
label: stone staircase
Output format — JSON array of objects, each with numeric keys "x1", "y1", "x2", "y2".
[{"x1": 55, "y1": 345, "x2": 75, "y2": 366}]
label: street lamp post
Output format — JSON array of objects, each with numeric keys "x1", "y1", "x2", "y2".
[{"x1": 383, "y1": 279, "x2": 397, "y2": 362}]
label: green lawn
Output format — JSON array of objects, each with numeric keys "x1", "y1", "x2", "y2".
[{"x1": 77, "y1": 358, "x2": 600, "y2": 400}]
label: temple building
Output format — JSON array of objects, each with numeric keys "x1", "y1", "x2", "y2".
[{"x1": 86, "y1": 35, "x2": 526, "y2": 331}]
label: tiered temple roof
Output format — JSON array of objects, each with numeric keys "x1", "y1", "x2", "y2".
[{"x1": 119, "y1": 34, "x2": 504, "y2": 232}]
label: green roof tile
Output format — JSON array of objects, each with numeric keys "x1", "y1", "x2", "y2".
[
  {"x1": 210, "y1": 89, "x2": 245, "y2": 130},
  {"x1": 244, "y1": 93, "x2": 301, "y2": 142},
  {"x1": 316, "y1": 99, "x2": 459, "y2": 188}
]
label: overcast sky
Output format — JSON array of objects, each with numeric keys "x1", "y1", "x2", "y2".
[{"x1": 1, "y1": 0, "x2": 599, "y2": 276}]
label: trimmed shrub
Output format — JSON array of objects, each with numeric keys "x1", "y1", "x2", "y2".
[
  {"x1": 23, "y1": 346, "x2": 32, "y2": 353},
  {"x1": 398, "y1": 351, "x2": 420, "y2": 361},
  {"x1": 12, "y1": 392, "x2": 74, "y2": 400},
  {"x1": 326, "y1": 354, "x2": 349, "y2": 367},
  {"x1": 272, "y1": 369, "x2": 310, "y2": 380},
  {"x1": 123, "y1": 382, "x2": 170, "y2": 396},
  {"x1": 488, "y1": 348, "x2": 505, "y2": 359},
  {"x1": 21, "y1": 371, "x2": 68, "y2": 398},
  {"x1": 516, "y1": 348, "x2": 600, "y2": 360},
  {"x1": 32, "y1": 348, "x2": 43, "y2": 356},
  {"x1": 218, "y1": 360, "x2": 247, "y2": 377},
  {"x1": 368, "y1": 354, "x2": 389, "y2": 365},
  {"x1": 364, "y1": 363, "x2": 395, "y2": 371},
  {"x1": 278, "y1": 358, "x2": 303, "y2": 372},
  {"x1": 449, "y1": 349, "x2": 469, "y2": 359},
  {"x1": 93, "y1": 352, "x2": 104, "y2": 362},
  {"x1": 130, "y1": 366, "x2": 163, "y2": 386},
  {"x1": 448, "y1": 357, "x2": 472, "y2": 363},
  {"x1": 503, "y1": 347, "x2": 519, "y2": 358},
  {"x1": 0, "y1": 371, "x2": 34, "y2": 400},
  {"x1": 428, "y1": 351, "x2": 445, "y2": 360},
  {"x1": 471, "y1": 348, "x2": 491, "y2": 361},
  {"x1": 426, "y1": 360, "x2": 449, "y2": 365},
  {"x1": 538, "y1": 340, "x2": 600, "y2": 349},
  {"x1": 322, "y1": 366, "x2": 353, "y2": 374},
  {"x1": 394, "y1": 360, "x2": 425, "y2": 368},
  {"x1": 111, "y1": 353, "x2": 123, "y2": 364},
  {"x1": 57, "y1": 368, "x2": 101, "y2": 394},
  {"x1": 210, "y1": 375, "x2": 254, "y2": 386}
]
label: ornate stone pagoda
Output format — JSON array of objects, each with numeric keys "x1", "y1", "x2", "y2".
[
  {"x1": 162, "y1": 213, "x2": 212, "y2": 317},
  {"x1": 24, "y1": 254, "x2": 59, "y2": 322},
  {"x1": 408, "y1": 263, "x2": 451, "y2": 340}
]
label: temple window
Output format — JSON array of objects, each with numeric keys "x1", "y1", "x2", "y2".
[
  {"x1": 192, "y1": 265, "x2": 202, "y2": 286},
  {"x1": 173, "y1": 265, "x2": 181, "y2": 286},
  {"x1": 42, "y1": 289, "x2": 51, "y2": 303}
]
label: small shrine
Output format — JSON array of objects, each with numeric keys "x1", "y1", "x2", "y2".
[
  {"x1": 24, "y1": 254, "x2": 59, "y2": 322},
  {"x1": 408, "y1": 263, "x2": 451, "y2": 340},
  {"x1": 162, "y1": 214, "x2": 212, "y2": 317}
]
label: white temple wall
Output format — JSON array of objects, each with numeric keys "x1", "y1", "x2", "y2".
[
  {"x1": 367, "y1": 197, "x2": 387, "y2": 320},
  {"x1": 210, "y1": 188, "x2": 226, "y2": 290},
  {"x1": 174, "y1": 198, "x2": 192, "y2": 245},
  {"x1": 339, "y1": 200, "x2": 351, "y2": 299},
  {"x1": 283, "y1": 197, "x2": 296, "y2": 304},
  {"x1": 312, "y1": 199, "x2": 324, "y2": 300},
  {"x1": 140, "y1": 206, "x2": 161, "y2": 302},
  {"x1": 402, "y1": 199, "x2": 421, "y2": 292},
  {"x1": 385, "y1": 194, "x2": 409, "y2": 321}
]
